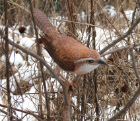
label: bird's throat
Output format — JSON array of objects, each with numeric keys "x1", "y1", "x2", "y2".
[{"x1": 73, "y1": 64, "x2": 99, "y2": 75}]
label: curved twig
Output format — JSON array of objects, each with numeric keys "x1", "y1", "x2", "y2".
[
  {"x1": 108, "y1": 87, "x2": 140, "y2": 121},
  {"x1": 101, "y1": 42, "x2": 140, "y2": 56},
  {"x1": 0, "y1": 29, "x2": 65, "y2": 88},
  {"x1": 100, "y1": 16, "x2": 140, "y2": 54}
]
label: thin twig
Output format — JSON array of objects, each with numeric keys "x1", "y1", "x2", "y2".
[
  {"x1": 100, "y1": 16, "x2": 140, "y2": 54},
  {"x1": 29, "y1": 2, "x2": 51, "y2": 119},
  {"x1": 0, "y1": 29, "x2": 65, "y2": 88},
  {"x1": 96, "y1": 0, "x2": 121, "y2": 37},
  {"x1": 93, "y1": 70, "x2": 99, "y2": 121},
  {"x1": 129, "y1": 6, "x2": 140, "y2": 82},
  {"x1": 101, "y1": 42, "x2": 140, "y2": 56},
  {"x1": 8, "y1": 0, "x2": 29, "y2": 13},
  {"x1": 0, "y1": 103, "x2": 42, "y2": 121},
  {"x1": 52, "y1": 18, "x2": 104, "y2": 29},
  {"x1": 108, "y1": 87, "x2": 140, "y2": 121},
  {"x1": 4, "y1": 0, "x2": 13, "y2": 120},
  {"x1": 108, "y1": 9, "x2": 140, "y2": 121},
  {"x1": 0, "y1": 109, "x2": 20, "y2": 120},
  {"x1": 29, "y1": 0, "x2": 44, "y2": 118},
  {"x1": 130, "y1": 48, "x2": 140, "y2": 81}
]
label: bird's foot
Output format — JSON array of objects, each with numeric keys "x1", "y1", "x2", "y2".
[
  {"x1": 65, "y1": 80, "x2": 77, "y2": 92},
  {"x1": 69, "y1": 82, "x2": 77, "y2": 91},
  {"x1": 56, "y1": 71, "x2": 79, "y2": 91},
  {"x1": 69, "y1": 76, "x2": 81, "y2": 91}
]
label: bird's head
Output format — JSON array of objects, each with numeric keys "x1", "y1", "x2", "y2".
[{"x1": 73, "y1": 49, "x2": 108, "y2": 75}]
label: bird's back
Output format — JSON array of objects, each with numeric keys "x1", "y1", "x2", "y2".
[{"x1": 33, "y1": 8, "x2": 99, "y2": 72}]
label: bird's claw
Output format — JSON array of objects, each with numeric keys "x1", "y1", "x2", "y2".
[{"x1": 69, "y1": 82, "x2": 77, "y2": 91}]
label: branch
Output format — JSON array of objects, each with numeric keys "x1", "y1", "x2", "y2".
[
  {"x1": 8, "y1": 0, "x2": 29, "y2": 13},
  {"x1": 0, "y1": 103, "x2": 42, "y2": 121},
  {"x1": 101, "y1": 42, "x2": 140, "y2": 56},
  {"x1": 93, "y1": 71, "x2": 99, "y2": 121},
  {"x1": 29, "y1": 0, "x2": 44, "y2": 118},
  {"x1": 29, "y1": 1, "x2": 51, "y2": 119},
  {"x1": 4, "y1": 0, "x2": 13, "y2": 120},
  {"x1": 0, "y1": 30, "x2": 65, "y2": 88},
  {"x1": 0, "y1": 109, "x2": 19, "y2": 120},
  {"x1": 109, "y1": 46, "x2": 140, "y2": 121},
  {"x1": 100, "y1": 16, "x2": 140, "y2": 54},
  {"x1": 108, "y1": 15, "x2": 140, "y2": 120},
  {"x1": 108, "y1": 87, "x2": 140, "y2": 121},
  {"x1": 130, "y1": 48, "x2": 140, "y2": 82}
]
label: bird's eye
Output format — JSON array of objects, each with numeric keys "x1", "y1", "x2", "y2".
[{"x1": 88, "y1": 60, "x2": 94, "y2": 63}]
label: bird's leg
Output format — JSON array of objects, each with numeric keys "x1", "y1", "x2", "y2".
[
  {"x1": 68, "y1": 76, "x2": 81, "y2": 91},
  {"x1": 59, "y1": 73, "x2": 77, "y2": 91},
  {"x1": 72, "y1": 75, "x2": 81, "y2": 87},
  {"x1": 56, "y1": 66, "x2": 78, "y2": 91}
]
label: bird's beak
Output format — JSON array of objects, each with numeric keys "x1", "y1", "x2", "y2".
[{"x1": 98, "y1": 58, "x2": 108, "y2": 66}]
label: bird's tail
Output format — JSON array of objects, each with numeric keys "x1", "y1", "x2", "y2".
[{"x1": 33, "y1": 8, "x2": 57, "y2": 35}]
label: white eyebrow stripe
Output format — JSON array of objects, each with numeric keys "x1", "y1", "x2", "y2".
[{"x1": 74, "y1": 58, "x2": 95, "y2": 63}]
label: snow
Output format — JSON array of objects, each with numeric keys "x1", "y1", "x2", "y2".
[
  {"x1": 10, "y1": 51, "x2": 25, "y2": 67},
  {"x1": 124, "y1": 10, "x2": 134, "y2": 21},
  {"x1": 0, "y1": 24, "x2": 53, "y2": 120},
  {"x1": 103, "y1": 5, "x2": 116, "y2": 18},
  {"x1": 20, "y1": 37, "x2": 35, "y2": 48},
  {"x1": 77, "y1": 12, "x2": 87, "y2": 22}
]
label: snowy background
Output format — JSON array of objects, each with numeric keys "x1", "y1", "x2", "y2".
[{"x1": 0, "y1": 1, "x2": 140, "y2": 120}]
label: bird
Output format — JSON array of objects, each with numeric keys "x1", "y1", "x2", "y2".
[{"x1": 33, "y1": 8, "x2": 107, "y2": 75}]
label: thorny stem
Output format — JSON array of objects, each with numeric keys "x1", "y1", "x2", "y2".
[{"x1": 87, "y1": 0, "x2": 96, "y2": 48}]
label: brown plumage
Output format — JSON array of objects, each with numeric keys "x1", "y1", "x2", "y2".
[{"x1": 33, "y1": 8, "x2": 107, "y2": 74}]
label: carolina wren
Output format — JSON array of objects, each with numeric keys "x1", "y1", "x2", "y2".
[{"x1": 33, "y1": 8, "x2": 107, "y2": 75}]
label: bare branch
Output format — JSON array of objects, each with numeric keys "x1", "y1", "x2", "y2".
[
  {"x1": 101, "y1": 42, "x2": 140, "y2": 56},
  {"x1": 4, "y1": 0, "x2": 13, "y2": 120},
  {"x1": 0, "y1": 29, "x2": 65, "y2": 88},
  {"x1": 29, "y1": 0, "x2": 44, "y2": 118},
  {"x1": 108, "y1": 87, "x2": 140, "y2": 121},
  {"x1": 0, "y1": 109, "x2": 20, "y2": 121},
  {"x1": 100, "y1": 16, "x2": 140, "y2": 54},
  {"x1": 0, "y1": 103, "x2": 42, "y2": 121},
  {"x1": 108, "y1": 10, "x2": 140, "y2": 120}
]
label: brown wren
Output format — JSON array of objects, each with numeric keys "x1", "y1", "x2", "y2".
[{"x1": 33, "y1": 8, "x2": 107, "y2": 75}]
